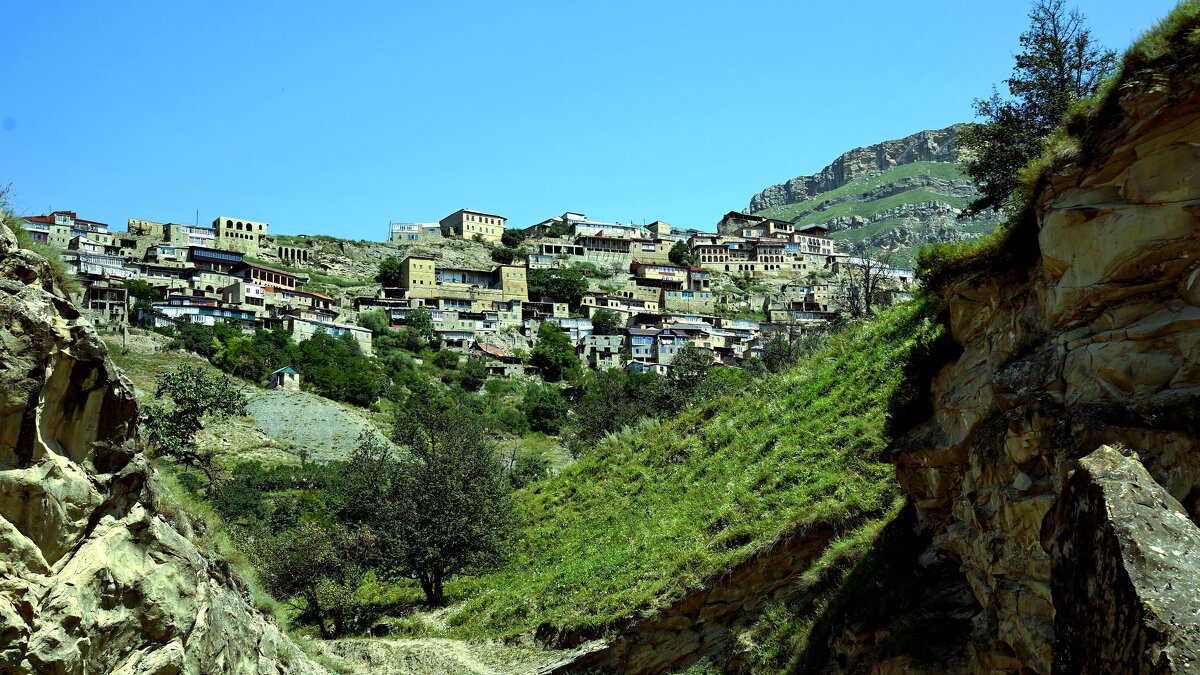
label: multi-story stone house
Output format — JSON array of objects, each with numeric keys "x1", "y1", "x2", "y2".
[{"x1": 440, "y1": 209, "x2": 506, "y2": 243}]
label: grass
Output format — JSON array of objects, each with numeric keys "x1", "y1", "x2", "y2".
[
  {"x1": 434, "y1": 299, "x2": 944, "y2": 639},
  {"x1": 754, "y1": 162, "x2": 968, "y2": 223},
  {"x1": 242, "y1": 255, "x2": 368, "y2": 289}
]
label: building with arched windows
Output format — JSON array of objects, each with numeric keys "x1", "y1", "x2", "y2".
[{"x1": 211, "y1": 216, "x2": 269, "y2": 254}]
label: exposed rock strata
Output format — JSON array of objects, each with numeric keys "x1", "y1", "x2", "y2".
[
  {"x1": 747, "y1": 125, "x2": 967, "y2": 213},
  {"x1": 0, "y1": 224, "x2": 323, "y2": 674},
  {"x1": 885, "y1": 52, "x2": 1200, "y2": 674}
]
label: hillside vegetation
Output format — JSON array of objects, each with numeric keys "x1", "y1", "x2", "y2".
[{"x1": 434, "y1": 299, "x2": 944, "y2": 640}]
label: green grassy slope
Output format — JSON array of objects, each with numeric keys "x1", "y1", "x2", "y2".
[
  {"x1": 753, "y1": 162, "x2": 967, "y2": 223},
  {"x1": 442, "y1": 300, "x2": 943, "y2": 639}
]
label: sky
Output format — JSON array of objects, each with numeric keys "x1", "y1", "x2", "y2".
[{"x1": 0, "y1": 0, "x2": 1181, "y2": 239}]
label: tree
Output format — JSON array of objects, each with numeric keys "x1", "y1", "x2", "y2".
[
  {"x1": 522, "y1": 383, "x2": 569, "y2": 434},
  {"x1": 141, "y1": 365, "x2": 247, "y2": 482},
  {"x1": 123, "y1": 278, "x2": 158, "y2": 302},
  {"x1": 407, "y1": 305, "x2": 440, "y2": 349},
  {"x1": 960, "y1": 0, "x2": 1116, "y2": 215},
  {"x1": 258, "y1": 521, "x2": 370, "y2": 638},
  {"x1": 547, "y1": 221, "x2": 570, "y2": 238},
  {"x1": 501, "y1": 228, "x2": 528, "y2": 248},
  {"x1": 591, "y1": 309, "x2": 624, "y2": 336},
  {"x1": 460, "y1": 355, "x2": 488, "y2": 391},
  {"x1": 835, "y1": 251, "x2": 897, "y2": 319},
  {"x1": 377, "y1": 256, "x2": 403, "y2": 286},
  {"x1": 352, "y1": 386, "x2": 512, "y2": 605},
  {"x1": 668, "y1": 344, "x2": 711, "y2": 400},
  {"x1": 528, "y1": 268, "x2": 590, "y2": 307},
  {"x1": 668, "y1": 240, "x2": 697, "y2": 267},
  {"x1": 490, "y1": 245, "x2": 524, "y2": 264},
  {"x1": 530, "y1": 322, "x2": 580, "y2": 382}
]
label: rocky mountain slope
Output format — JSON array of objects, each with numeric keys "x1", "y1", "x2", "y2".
[
  {"x1": 884, "y1": 12, "x2": 1200, "y2": 673},
  {"x1": 0, "y1": 223, "x2": 324, "y2": 673},
  {"x1": 748, "y1": 125, "x2": 1003, "y2": 267}
]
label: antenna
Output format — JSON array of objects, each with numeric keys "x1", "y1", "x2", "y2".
[{"x1": 195, "y1": 209, "x2": 199, "y2": 227}]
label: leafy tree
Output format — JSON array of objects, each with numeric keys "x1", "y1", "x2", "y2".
[
  {"x1": 490, "y1": 245, "x2": 525, "y2": 264},
  {"x1": 460, "y1": 355, "x2": 488, "y2": 391},
  {"x1": 547, "y1": 221, "x2": 570, "y2": 238},
  {"x1": 668, "y1": 240, "x2": 697, "y2": 267},
  {"x1": 528, "y1": 268, "x2": 590, "y2": 307},
  {"x1": 171, "y1": 322, "x2": 218, "y2": 357},
  {"x1": 530, "y1": 322, "x2": 580, "y2": 382},
  {"x1": 960, "y1": 0, "x2": 1116, "y2": 215},
  {"x1": 141, "y1": 364, "x2": 247, "y2": 482},
  {"x1": 501, "y1": 228, "x2": 528, "y2": 248},
  {"x1": 407, "y1": 305, "x2": 440, "y2": 349},
  {"x1": 521, "y1": 382, "x2": 569, "y2": 434},
  {"x1": 431, "y1": 349, "x2": 459, "y2": 370},
  {"x1": 358, "y1": 309, "x2": 391, "y2": 335},
  {"x1": 345, "y1": 387, "x2": 512, "y2": 605},
  {"x1": 122, "y1": 278, "x2": 158, "y2": 302},
  {"x1": 376, "y1": 256, "x2": 403, "y2": 286},
  {"x1": 668, "y1": 344, "x2": 712, "y2": 400},
  {"x1": 258, "y1": 521, "x2": 370, "y2": 638},
  {"x1": 591, "y1": 309, "x2": 624, "y2": 336}
]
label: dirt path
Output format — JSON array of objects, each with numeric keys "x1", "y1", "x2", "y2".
[{"x1": 309, "y1": 637, "x2": 589, "y2": 674}]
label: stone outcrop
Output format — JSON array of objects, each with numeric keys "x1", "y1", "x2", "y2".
[
  {"x1": 0, "y1": 223, "x2": 323, "y2": 674},
  {"x1": 747, "y1": 125, "x2": 968, "y2": 213},
  {"x1": 885, "y1": 37, "x2": 1200, "y2": 675},
  {"x1": 1051, "y1": 446, "x2": 1200, "y2": 673}
]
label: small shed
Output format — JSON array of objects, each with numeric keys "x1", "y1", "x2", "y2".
[{"x1": 269, "y1": 366, "x2": 301, "y2": 390}]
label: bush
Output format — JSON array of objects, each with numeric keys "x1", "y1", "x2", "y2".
[
  {"x1": 431, "y1": 350, "x2": 460, "y2": 370},
  {"x1": 522, "y1": 383, "x2": 569, "y2": 434}
]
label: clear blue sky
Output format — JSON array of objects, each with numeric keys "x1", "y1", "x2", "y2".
[{"x1": 0, "y1": 1, "x2": 1179, "y2": 238}]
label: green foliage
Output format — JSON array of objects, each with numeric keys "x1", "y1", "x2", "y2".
[
  {"x1": 528, "y1": 267, "x2": 589, "y2": 307},
  {"x1": 122, "y1": 278, "x2": 158, "y2": 302},
  {"x1": 141, "y1": 365, "x2": 247, "y2": 482},
  {"x1": 570, "y1": 369, "x2": 666, "y2": 452},
  {"x1": 529, "y1": 322, "x2": 580, "y2": 382},
  {"x1": 501, "y1": 228, "x2": 528, "y2": 248},
  {"x1": 295, "y1": 331, "x2": 384, "y2": 406},
  {"x1": 590, "y1": 309, "x2": 623, "y2": 336},
  {"x1": 431, "y1": 349, "x2": 460, "y2": 370},
  {"x1": 358, "y1": 309, "x2": 391, "y2": 335},
  {"x1": 490, "y1": 245, "x2": 525, "y2": 264},
  {"x1": 667, "y1": 344, "x2": 712, "y2": 400},
  {"x1": 447, "y1": 300, "x2": 944, "y2": 638},
  {"x1": 376, "y1": 256, "x2": 403, "y2": 286},
  {"x1": 547, "y1": 221, "x2": 570, "y2": 238},
  {"x1": 571, "y1": 261, "x2": 613, "y2": 279},
  {"x1": 406, "y1": 306, "x2": 440, "y2": 349},
  {"x1": 460, "y1": 355, "x2": 488, "y2": 392},
  {"x1": 521, "y1": 383, "x2": 569, "y2": 434},
  {"x1": 668, "y1": 240, "x2": 697, "y2": 267},
  {"x1": 960, "y1": 0, "x2": 1116, "y2": 215},
  {"x1": 340, "y1": 388, "x2": 513, "y2": 605}
]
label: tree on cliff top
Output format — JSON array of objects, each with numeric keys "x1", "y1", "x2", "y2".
[{"x1": 960, "y1": 0, "x2": 1116, "y2": 216}]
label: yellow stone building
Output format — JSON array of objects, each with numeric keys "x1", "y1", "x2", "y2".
[{"x1": 440, "y1": 209, "x2": 506, "y2": 243}]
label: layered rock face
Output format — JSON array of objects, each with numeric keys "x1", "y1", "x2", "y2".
[
  {"x1": 746, "y1": 125, "x2": 967, "y2": 212},
  {"x1": 887, "y1": 57, "x2": 1200, "y2": 673},
  {"x1": 0, "y1": 225, "x2": 323, "y2": 673}
]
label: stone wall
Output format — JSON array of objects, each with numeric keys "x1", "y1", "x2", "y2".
[
  {"x1": 0, "y1": 223, "x2": 323, "y2": 674},
  {"x1": 885, "y1": 43, "x2": 1200, "y2": 674}
]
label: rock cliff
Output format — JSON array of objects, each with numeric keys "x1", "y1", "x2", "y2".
[
  {"x1": 748, "y1": 126, "x2": 967, "y2": 212},
  {"x1": 745, "y1": 125, "x2": 1004, "y2": 266},
  {"x1": 0, "y1": 223, "x2": 323, "y2": 673},
  {"x1": 886, "y1": 22, "x2": 1200, "y2": 674}
]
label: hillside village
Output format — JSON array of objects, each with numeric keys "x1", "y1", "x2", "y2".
[{"x1": 22, "y1": 204, "x2": 915, "y2": 378}]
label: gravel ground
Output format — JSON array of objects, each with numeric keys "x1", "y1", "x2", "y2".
[{"x1": 245, "y1": 388, "x2": 393, "y2": 463}]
